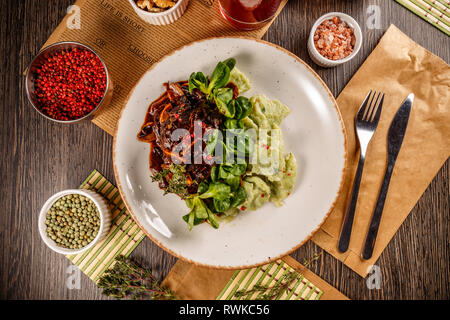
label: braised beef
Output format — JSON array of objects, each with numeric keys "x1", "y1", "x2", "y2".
[{"x1": 138, "y1": 81, "x2": 223, "y2": 196}]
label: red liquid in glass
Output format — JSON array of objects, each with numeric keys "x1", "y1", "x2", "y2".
[{"x1": 219, "y1": 0, "x2": 282, "y2": 30}]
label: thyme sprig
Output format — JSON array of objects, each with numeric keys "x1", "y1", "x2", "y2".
[
  {"x1": 234, "y1": 252, "x2": 323, "y2": 300},
  {"x1": 97, "y1": 255, "x2": 176, "y2": 300},
  {"x1": 234, "y1": 271, "x2": 298, "y2": 300},
  {"x1": 302, "y1": 251, "x2": 322, "y2": 269}
]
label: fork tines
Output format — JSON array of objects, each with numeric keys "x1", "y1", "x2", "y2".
[{"x1": 358, "y1": 91, "x2": 385, "y2": 124}]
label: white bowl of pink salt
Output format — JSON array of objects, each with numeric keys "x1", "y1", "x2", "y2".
[{"x1": 307, "y1": 12, "x2": 362, "y2": 68}]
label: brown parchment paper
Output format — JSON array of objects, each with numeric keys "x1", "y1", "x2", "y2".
[
  {"x1": 311, "y1": 25, "x2": 450, "y2": 277},
  {"x1": 40, "y1": 0, "x2": 288, "y2": 135},
  {"x1": 162, "y1": 256, "x2": 348, "y2": 300}
]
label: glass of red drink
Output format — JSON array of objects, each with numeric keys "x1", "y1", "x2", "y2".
[{"x1": 218, "y1": 0, "x2": 282, "y2": 30}]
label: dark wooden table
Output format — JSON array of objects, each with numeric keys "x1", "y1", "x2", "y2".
[{"x1": 1, "y1": 0, "x2": 448, "y2": 300}]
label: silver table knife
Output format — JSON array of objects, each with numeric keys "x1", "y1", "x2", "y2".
[{"x1": 361, "y1": 93, "x2": 414, "y2": 260}]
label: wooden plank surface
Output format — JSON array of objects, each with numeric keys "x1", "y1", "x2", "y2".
[{"x1": 0, "y1": 0, "x2": 448, "y2": 300}]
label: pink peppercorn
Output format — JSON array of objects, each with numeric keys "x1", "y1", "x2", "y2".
[{"x1": 34, "y1": 48, "x2": 107, "y2": 121}]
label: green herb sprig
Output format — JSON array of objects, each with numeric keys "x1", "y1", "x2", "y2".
[
  {"x1": 234, "y1": 252, "x2": 323, "y2": 300},
  {"x1": 234, "y1": 270, "x2": 298, "y2": 300},
  {"x1": 97, "y1": 255, "x2": 176, "y2": 300}
]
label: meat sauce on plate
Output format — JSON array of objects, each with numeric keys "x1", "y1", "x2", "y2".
[{"x1": 137, "y1": 81, "x2": 224, "y2": 197}]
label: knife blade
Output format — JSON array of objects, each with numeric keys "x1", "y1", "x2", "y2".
[
  {"x1": 361, "y1": 93, "x2": 414, "y2": 260},
  {"x1": 386, "y1": 94, "x2": 414, "y2": 163}
]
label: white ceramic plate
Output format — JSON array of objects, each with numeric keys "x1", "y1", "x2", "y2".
[{"x1": 114, "y1": 38, "x2": 347, "y2": 269}]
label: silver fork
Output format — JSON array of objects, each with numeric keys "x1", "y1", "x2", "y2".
[{"x1": 338, "y1": 91, "x2": 385, "y2": 253}]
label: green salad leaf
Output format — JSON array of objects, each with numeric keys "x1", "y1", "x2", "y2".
[
  {"x1": 224, "y1": 118, "x2": 244, "y2": 130},
  {"x1": 188, "y1": 72, "x2": 209, "y2": 93},
  {"x1": 223, "y1": 58, "x2": 236, "y2": 71},
  {"x1": 225, "y1": 175, "x2": 240, "y2": 191},
  {"x1": 213, "y1": 88, "x2": 234, "y2": 118},
  {"x1": 210, "y1": 165, "x2": 218, "y2": 183},
  {"x1": 205, "y1": 128, "x2": 220, "y2": 157},
  {"x1": 197, "y1": 181, "x2": 209, "y2": 195},
  {"x1": 208, "y1": 62, "x2": 232, "y2": 91},
  {"x1": 229, "y1": 163, "x2": 248, "y2": 176},
  {"x1": 231, "y1": 187, "x2": 246, "y2": 208},
  {"x1": 183, "y1": 196, "x2": 219, "y2": 230},
  {"x1": 213, "y1": 197, "x2": 231, "y2": 213},
  {"x1": 199, "y1": 182, "x2": 231, "y2": 200},
  {"x1": 234, "y1": 96, "x2": 252, "y2": 120},
  {"x1": 182, "y1": 162, "x2": 248, "y2": 230}
]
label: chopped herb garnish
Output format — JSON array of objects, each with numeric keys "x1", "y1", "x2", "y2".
[
  {"x1": 151, "y1": 164, "x2": 189, "y2": 198},
  {"x1": 151, "y1": 169, "x2": 169, "y2": 182},
  {"x1": 165, "y1": 164, "x2": 189, "y2": 197}
]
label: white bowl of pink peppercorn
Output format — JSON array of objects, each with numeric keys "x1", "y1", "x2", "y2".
[{"x1": 307, "y1": 12, "x2": 362, "y2": 68}]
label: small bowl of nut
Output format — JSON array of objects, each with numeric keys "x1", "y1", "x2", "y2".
[
  {"x1": 128, "y1": 0, "x2": 190, "y2": 25},
  {"x1": 38, "y1": 190, "x2": 112, "y2": 255}
]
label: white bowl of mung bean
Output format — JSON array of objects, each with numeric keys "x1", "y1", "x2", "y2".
[{"x1": 39, "y1": 189, "x2": 112, "y2": 255}]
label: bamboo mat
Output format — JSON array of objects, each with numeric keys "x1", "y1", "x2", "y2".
[
  {"x1": 66, "y1": 170, "x2": 146, "y2": 283},
  {"x1": 216, "y1": 260, "x2": 323, "y2": 300},
  {"x1": 395, "y1": 0, "x2": 450, "y2": 36}
]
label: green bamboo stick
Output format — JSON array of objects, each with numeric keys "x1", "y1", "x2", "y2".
[
  {"x1": 423, "y1": 0, "x2": 450, "y2": 18},
  {"x1": 395, "y1": 0, "x2": 450, "y2": 36},
  {"x1": 411, "y1": 0, "x2": 450, "y2": 27}
]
